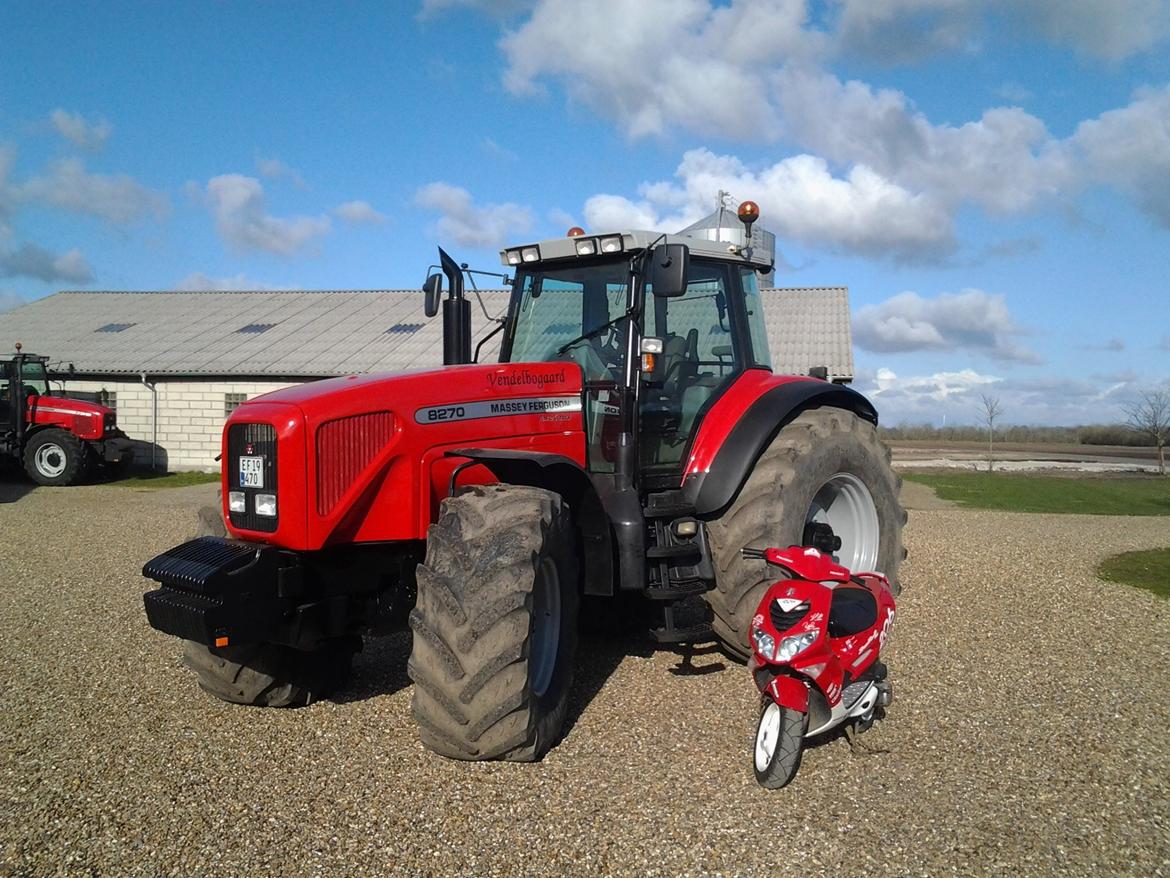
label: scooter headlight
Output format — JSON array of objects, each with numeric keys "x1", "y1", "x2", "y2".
[
  {"x1": 751, "y1": 627, "x2": 776, "y2": 661},
  {"x1": 776, "y1": 630, "x2": 818, "y2": 662}
]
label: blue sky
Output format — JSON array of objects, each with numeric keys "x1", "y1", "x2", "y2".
[{"x1": 1, "y1": 0, "x2": 1168, "y2": 426}]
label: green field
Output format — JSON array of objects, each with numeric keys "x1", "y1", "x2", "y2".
[
  {"x1": 1097, "y1": 548, "x2": 1170, "y2": 599},
  {"x1": 904, "y1": 472, "x2": 1170, "y2": 516},
  {"x1": 112, "y1": 471, "x2": 220, "y2": 489}
]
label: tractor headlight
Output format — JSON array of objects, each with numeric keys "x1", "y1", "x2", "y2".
[
  {"x1": 751, "y1": 627, "x2": 775, "y2": 661},
  {"x1": 505, "y1": 249, "x2": 523, "y2": 266},
  {"x1": 254, "y1": 493, "x2": 277, "y2": 517},
  {"x1": 599, "y1": 234, "x2": 624, "y2": 253},
  {"x1": 228, "y1": 491, "x2": 246, "y2": 513},
  {"x1": 574, "y1": 237, "x2": 597, "y2": 256},
  {"x1": 776, "y1": 630, "x2": 818, "y2": 662},
  {"x1": 521, "y1": 246, "x2": 540, "y2": 263}
]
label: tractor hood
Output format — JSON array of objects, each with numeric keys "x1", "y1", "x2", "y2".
[
  {"x1": 28, "y1": 394, "x2": 116, "y2": 440},
  {"x1": 223, "y1": 362, "x2": 589, "y2": 550}
]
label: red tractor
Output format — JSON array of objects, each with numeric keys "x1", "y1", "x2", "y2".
[
  {"x1": 1, "y1": 344, "x2": 134, "y2": 486},
  {"x1": 143, "y1": 203, "x2": 904, "y2": 762}
]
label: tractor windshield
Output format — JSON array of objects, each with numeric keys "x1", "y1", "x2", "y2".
[{"x1": 505, "y1": 262, "x2": 631, "y2": 382}]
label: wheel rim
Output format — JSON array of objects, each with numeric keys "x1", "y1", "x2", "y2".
[
  {"x1": 530, "y1": 556, "x2": 561, "y2": 699},
  {"x1": 755, "y1": 702, "x2": 782, "y2": 772},
  {"x1": 34, "y1": 443, "x2": 68, "y2": 478},
  {"x1": 807, "y1": 473, "x2": 880, "y2": 571}
]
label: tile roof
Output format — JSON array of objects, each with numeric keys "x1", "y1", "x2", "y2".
[{"x1": 0, "y1": 287, "x2": 852, "y2": 380}]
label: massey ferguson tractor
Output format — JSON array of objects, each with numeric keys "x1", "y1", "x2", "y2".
[
  {"x1": 1, "y1": 344, "x2": 133, "y2": 485},
  {"x1": 143, "y1": 202, "x2": 904, "y2": 762}
]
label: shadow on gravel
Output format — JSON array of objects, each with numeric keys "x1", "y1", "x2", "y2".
[
  {"x1": 0, "y1": 472, "x2": 36, "y2": 504},
  {"x1": 333, "y1": 630, "x2": 413, "y2": 703}
]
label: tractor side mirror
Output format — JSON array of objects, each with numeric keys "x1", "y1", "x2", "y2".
[
  {"x1": 650, "y1": 243, "x2": 689, "y2": 298},
  {"x1": 422, "y1": 274, "x2": 443, "y2": 318}
]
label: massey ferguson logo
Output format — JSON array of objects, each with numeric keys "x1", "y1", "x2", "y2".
[{"x1": 245, "y1": 443, "x2": 254, "y2": 455}]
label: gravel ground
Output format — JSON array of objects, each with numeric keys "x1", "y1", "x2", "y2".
[{"x1": 2, "y1": 480, "x2": 1169, "y2": 877}]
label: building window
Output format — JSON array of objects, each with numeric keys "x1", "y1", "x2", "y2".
[
  {"x1": 224, "y1": 393, "x2": 248, "y2": 416},
  {"x1": 99, "y1": 390, "x2": 117, "y2": 410}
]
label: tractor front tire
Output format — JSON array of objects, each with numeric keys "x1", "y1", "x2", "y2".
[
  {"x1": 408, "y1": 484, "x2": 579, "y2": 762},
  {"x1": 181, "y1": 639, "x2": 356, "y2": 707},
  {"x1": 707, "y1": 408, "x2": 904, "y2": 660},
  {"x1": 24, "y1": 428, "x2": 87, "y2": 486}
]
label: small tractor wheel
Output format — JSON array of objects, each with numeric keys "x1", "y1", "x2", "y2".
[
  {"x1": 706, "y1": 408, "x2": 904, "y2": 660},
  {"x1": 408, "y1": 484, "x2": 579, "y2": 762},
  {"x1": 181, "y1": 639, "x2": 357, "y2": 707},
  {"x1": 23, "y1": 428, "x2": 87, "y2": 486}
]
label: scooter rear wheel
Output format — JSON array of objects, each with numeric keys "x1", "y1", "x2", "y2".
[{"x1": 754, "y1": 696, "x2": 808, "y2": 789}]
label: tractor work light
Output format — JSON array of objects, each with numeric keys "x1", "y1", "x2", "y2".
[
  {"x1": 504, "y1": 249, "x2": 523, "y2": 266},
  {"x1": 521, "y1": 246, "x2": 541, "y2": 263},
  {"x1": 599, "y1": 235, "x2": 624, "y2": 253},
  {"x1": 255, "y1": 493, "x2": 278, "y2": 517},
  {"x1": 228, "y1": 491, "x2": 246, "y2": 513},
  {"x1": 574, "y1": 237, "x2": 597, "y2": 256}
]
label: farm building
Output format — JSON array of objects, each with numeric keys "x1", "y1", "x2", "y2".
[{"x1": 0, "y1": 287, "x2": 854, "y2": 470}]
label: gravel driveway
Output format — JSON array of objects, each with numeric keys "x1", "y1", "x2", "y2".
[{"x1": 2, "y1": 480, "x2": 1168, "y2": 877}]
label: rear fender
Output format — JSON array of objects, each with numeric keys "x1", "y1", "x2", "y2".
[
  {"x1": 446, "y1": 448, "x2": 614, "y2": 596},
  {"x1": 683, "y1": 375, "x2": 878, "y2": 517}
]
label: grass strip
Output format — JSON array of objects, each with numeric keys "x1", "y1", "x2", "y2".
[
  {"x1": 1097, "y1": 548, "x2": 1170, "y2": 599},
  {"x1": 112, "y1": 471, "x2": 220, "y2": 488},
  {"x1": 903, "y1": 473, "x2": 1170, "y2": 516}
]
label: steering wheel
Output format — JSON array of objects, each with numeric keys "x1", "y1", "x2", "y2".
[{"x1": 560, "y1": 328, "x2": 621, "y2": 381}]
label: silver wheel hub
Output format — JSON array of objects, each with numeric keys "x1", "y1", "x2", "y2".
[
  {"x1": 807, "y1": 473, "x2": 880, "y2": 571},
  {"x1": 34, "y1": 443, "x2": 68, "y2": 478},
  {"x1": 755, "y1": 702, "x2": 782, "y2": 771}
]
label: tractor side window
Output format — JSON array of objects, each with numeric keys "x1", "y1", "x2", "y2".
[
  {"x1": 641, "y1": 260, "x2": 741, "y2": 470},
  {"x1": 740, "y1": 268, "x2": 773, "y2": 369},
  {"x1": 20, "y1": 362, "x2": 49, "y2": 396}
]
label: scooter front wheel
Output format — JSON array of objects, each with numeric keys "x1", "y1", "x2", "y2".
[{"x1": 754, "y1": 696, "x2": 809, "y2": 789}]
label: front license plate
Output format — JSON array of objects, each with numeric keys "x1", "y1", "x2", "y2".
[{"x1": 239, "y1": 456, "x2": 264, "y2": 488}]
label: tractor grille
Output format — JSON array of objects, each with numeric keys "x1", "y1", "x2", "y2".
[
  {"x1": 227, "y1": 422, "x2": 277, "y2": 533},
  {"x1": 770, "y1": 599, "x2": 810, "y2": 632},
  {"x1": 315, "y1": 412, "x2": 396, "y2": 516}
]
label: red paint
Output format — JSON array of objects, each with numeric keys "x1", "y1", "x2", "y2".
[
  {"x1": 222, "y1": 363, "x2": 587, "y2": 550},
  {"x1": 681, "y1": 369, "x2": 815, "y2": 478},
  {"x1": 26, "y1": 395, "x2": 112, "y2": 440}
]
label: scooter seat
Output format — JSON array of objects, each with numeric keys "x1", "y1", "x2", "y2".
[{"x1": 828, "y1": 586, "x2": 878, "y2": 637}]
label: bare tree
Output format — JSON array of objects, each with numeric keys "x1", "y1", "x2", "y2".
[
  {"x1": 1124, "y1": 387, "x2": 1170, "y2": 476},
  {"x1": 980, "y1": 393, "x2": 1003, "y2": 473}
]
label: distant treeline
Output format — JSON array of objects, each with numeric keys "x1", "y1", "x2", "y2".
[{"x1": 879, "y1": 423, "x2": 1153, "y2": 447}]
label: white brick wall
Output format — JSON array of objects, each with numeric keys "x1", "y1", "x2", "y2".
[{"x1": 59, "y1": 378, "x2": 299, "y2": 471}]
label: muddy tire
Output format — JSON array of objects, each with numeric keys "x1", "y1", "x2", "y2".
[
  {"x1": 181, "y1": 639, "x2": 356, "y2": 707},
  {"x1": 408, "y1": 484, "x2": 579, "y2": 762},
  {"x1": 707, "y1": 408, "x2": 904, "y2": 660},
  {"x1": 24, "y1": 428, "x2": 86, "y2": 486}
]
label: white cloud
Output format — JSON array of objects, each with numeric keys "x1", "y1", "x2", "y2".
[
  {"x1": 854, "y1": 288, "x2": 1040, "y2": 362},
  {"x1": 20, "y1": 159, "x2": 167, "y2": 225},
  {"x1": 49, "y1": 109, "x2": 112, "y2": 150},
  {"x1": 415, "y1": 182, "x2": 532, "y2": 247},
  {"x1": 334, "y1": 200, "x2": 386, "y2": 224},
  {"x1": 175, "y1": 272, "x2": 286, "y2": 291},
  {"x1": 201, "y1": 174, "x2": 331, "y2": 256},
  {"x1": 1073, "y1": 85, "x2": 1170, "y2": 228},
  {"x1": 869, "y1": 366, "x2": 1001, "y2": 401},
  {"x1": 0, "y1": 243, "x2": 94, "y2": 284},
  {"x1": 501, "y1": 0, "x2": 820, "y2": 138},
  {"x1": 257, "y1": 157, "x2": 306, "y2": 188},
  {"x1": 584, "y1": 148, "x2": 954, "y2": 261},
  {"x1": 829, "y1": 0, "x2": 1170, "y2": 63}
]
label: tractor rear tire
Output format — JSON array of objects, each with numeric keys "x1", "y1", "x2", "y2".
[
  {"x1": 24, "y1": 428, "x2": 87, "y2": 486},
  {"x1": 181, "y1": 639, "x2": 356, "y2": 707},
  {"x1": 408, "y1": 484, "x2": 579, "y2": 762},
  {"x1": 706, "y1": 408, "x2": 904, "y2": 660}
]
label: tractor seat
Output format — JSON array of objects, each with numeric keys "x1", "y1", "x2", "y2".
[{"x1": 828, "y1": 585, "x2": 878, "y2": 638}]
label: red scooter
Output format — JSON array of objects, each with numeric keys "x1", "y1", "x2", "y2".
[{"x1": 744, "y1": 542, "x2": 896, "y2": 788}]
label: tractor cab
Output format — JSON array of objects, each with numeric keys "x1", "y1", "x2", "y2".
[{"x1": 0, "y1": 347, "x2": 50, "y2": 436}]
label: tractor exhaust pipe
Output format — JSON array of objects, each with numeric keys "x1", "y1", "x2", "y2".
[{"x1": 438, "y1": 247, "x2": 472, "y2": 366}]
